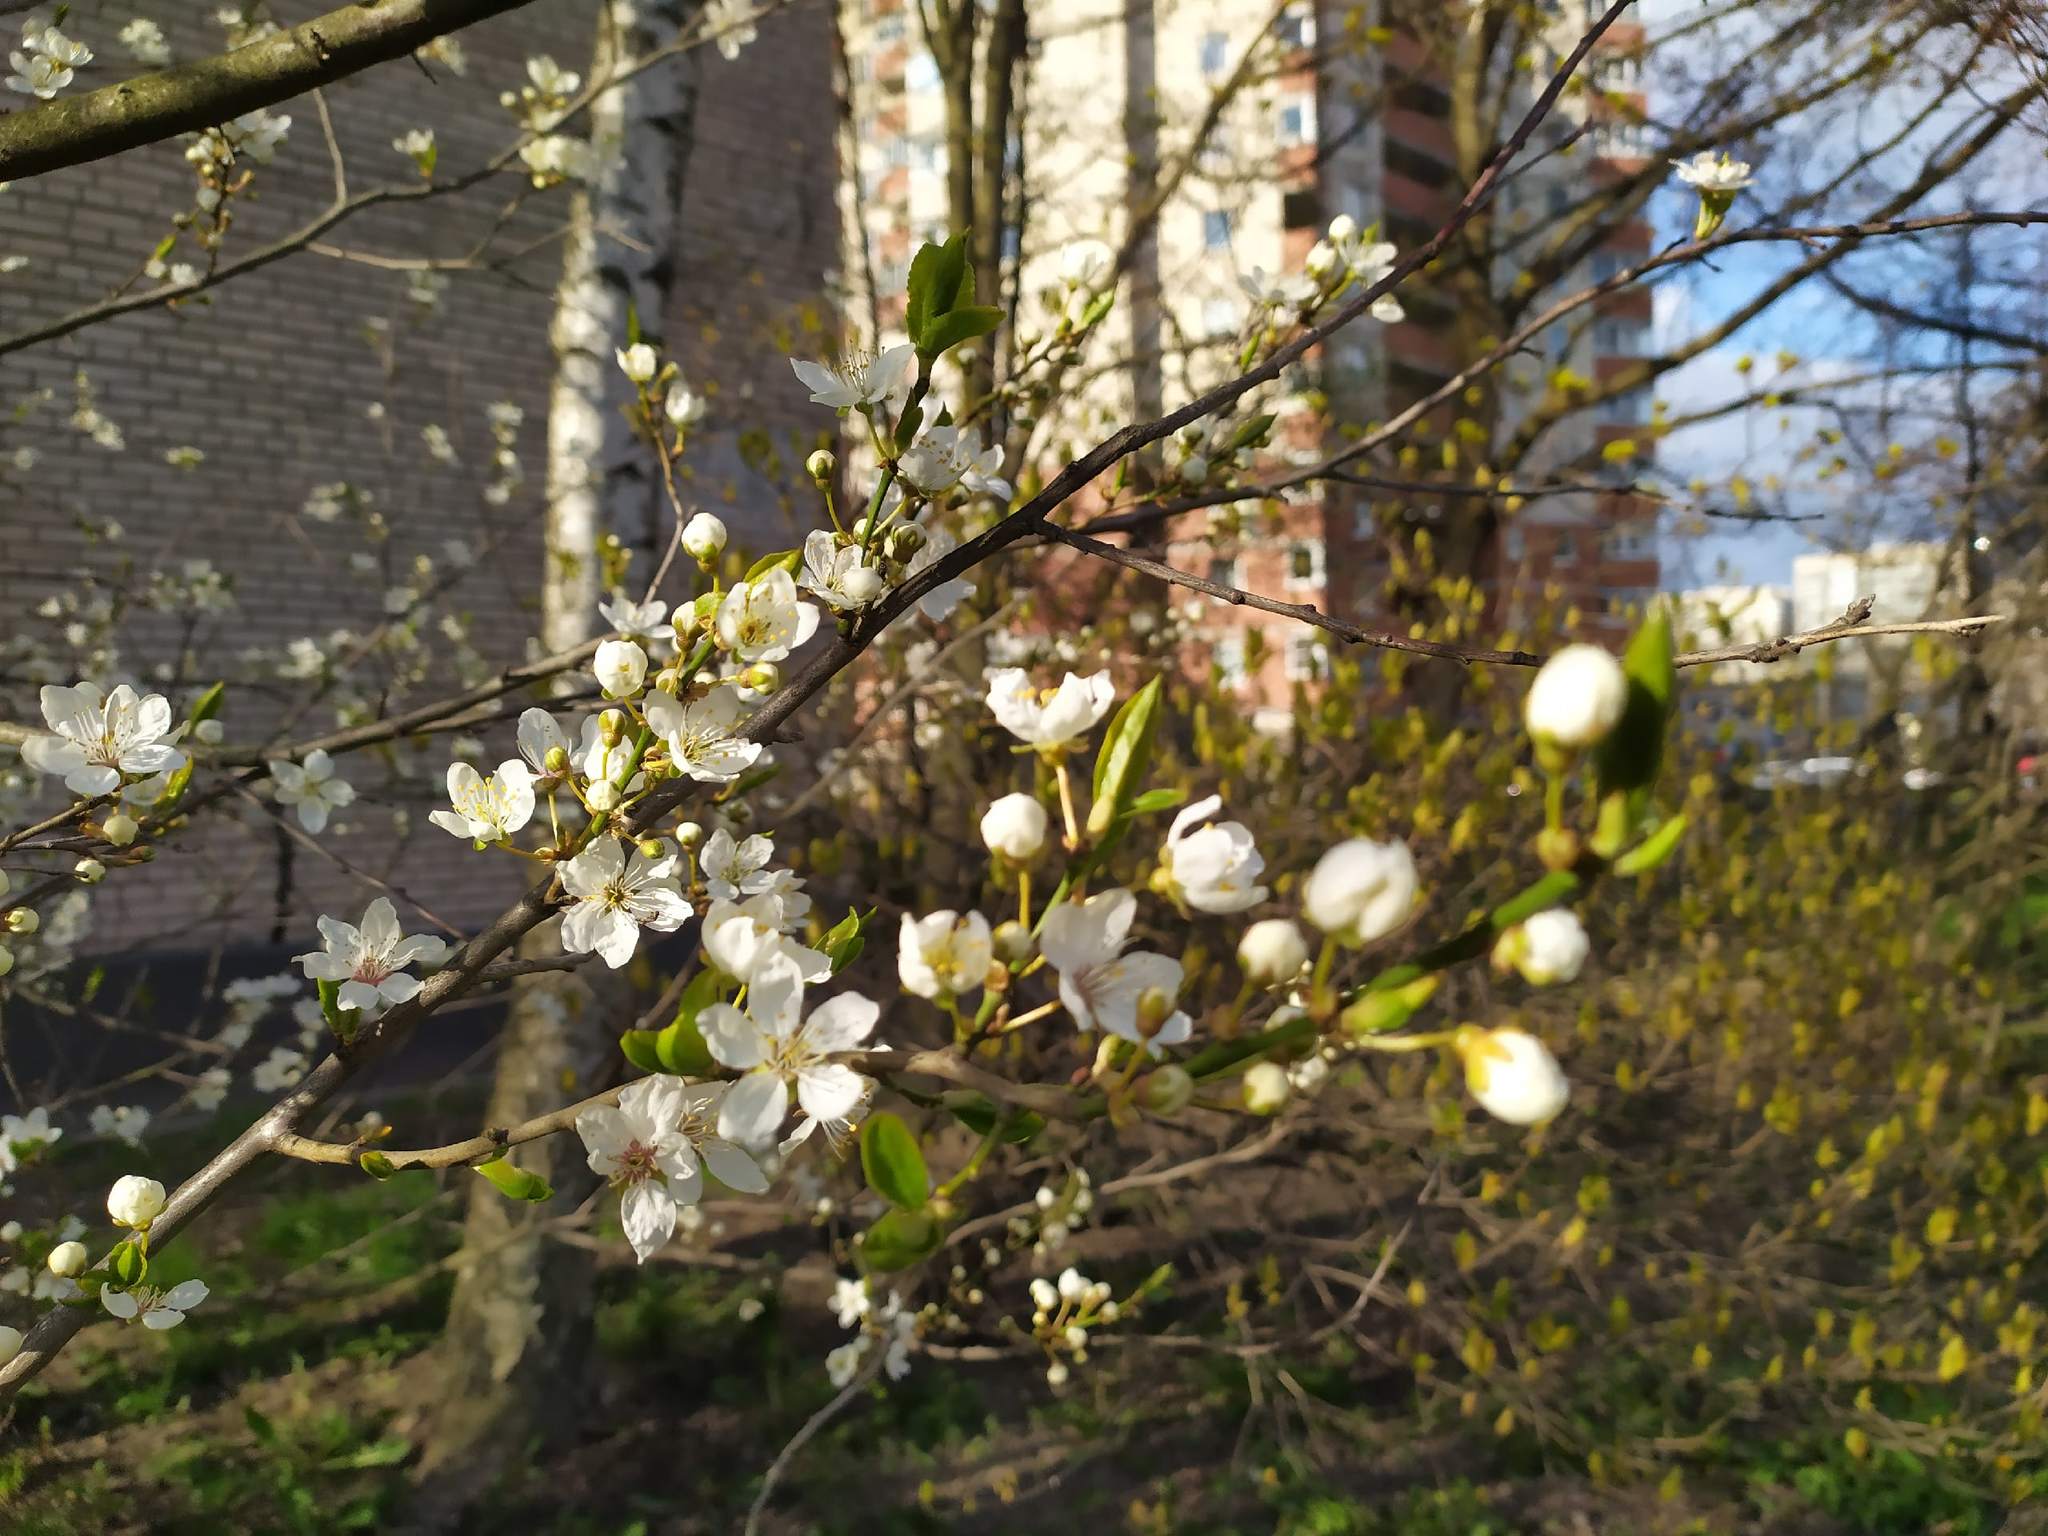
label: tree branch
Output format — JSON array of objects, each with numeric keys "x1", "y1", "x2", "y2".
[{"x1": 0, "y1": 0, "x2": 547, "y2": 183}]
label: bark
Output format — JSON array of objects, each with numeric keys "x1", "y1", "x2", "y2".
[
  {"x1": 411, "y1": 0, "x2": 700, "y2": 1509},
  {"x1": 0, "y1": 0, "x2": 544, "y2": 182}
]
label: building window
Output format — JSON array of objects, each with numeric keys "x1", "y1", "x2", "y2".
[
  {"x1": 1277, "y1": 95, "x2": 1316, "y2": 147},
  {"x1": 1593, "y1": 54, "x2": 1641, "y2": 90},
  {"x1": 1210, "y1": 551, "x2": 1239, "y2": 590},
  {"x1": 1285, "y1": 538, "x2": 1325, "y2": 589},
  {"x1": 874, "y1": 15, "x2": 905, "y2": 39},
  {"x1": 1594, "y1": 389, "x2": 1649, "y2": 425},
  {"x1": 1605, "y1": 521, "x2": 1657, "y2": 560},
  {"x1": 1199, "y1": 31, "x2": 1228, "y2": 75},
  {"x1": 1593, "y1": 319, "x2": 1645, "y2": 356},
  {"x1": 1590, "y1": 251, "x2": 1623, "y2": 283},
  {"x1": 1276, "y1": 2, "x2": 1316, "y2": 49},
  {"x1": 1286, "y1": 634, "x2": 1328, "y2": 681},
  {"x1": 1214, "y1": 632, "x2": 1248, "y2": 685},
  {"x1": 1203, "y1": 209, "x2": 1232, "y2": 249}
]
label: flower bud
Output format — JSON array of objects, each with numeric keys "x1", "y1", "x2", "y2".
[
  {"x1": 741, "y1": 662, "x2": 781, "y2": 693},
  {"x1": 1327, "y1": 213, "x2": 1359, "y2": 242},
  {"x1": 1139, "y1": 1064, "x2": 1194, "y2": 1115},
  {"x1": 885, "y1": 524, "x2": 927, "y2": 561},
  {"x1": 1306, "y1": 240, "x2": 1339, "y2": 280},
  {"x1": 103, "y1": 811, "x2": 139, "y2": 847},
  {"x1": 594, "y1": 638, "x2": 648, "y2": 699},
  {"x1": 0, "y1": 945, "x2": 13, "y2": 978},
  {"x1": 194, "y1": 718, "x2": 224, "y2": 745},
  {"x1": 637, "y1": 837, "x2": 668, "y2": 860},
  {"x1": 598, "y1": 708, "x2": 626, "y2": 747},
  {"x1": 615, "y1": 342, "x2": 658, "y2": 383},
  {"x1": 1135, "y1": 986, "x2": 1174, "y2": 1038},
  {"x1": 806, "y1": 448, "x2": 837, "y2": 482},
  {"x1": 1241, "y1": 1061, "x2": 1290, "y2": 1115},
  {"x1": 681, "y1": 511, "x2": 727, "y2": 564},
  {"x1": 586, "y1": 781, "x2": 621, "y2": 812},
  {"x1": 841, "y1": 565, "x2": 888, "y2": 605},
  {"x1": 1030, "y1": 1276, "x2": 1057, "y2": 1311},
  {"x1": 1492, "y1": 908, "x2": 1589, "y2": 987},
  {"x1": 980, "y1": 793, "x2": 1048, "y2": 861},
  {"x1": 664, "y1": 381, "x2": 704, "y2": 428},
  {"x1": 1237, "y1": 918, "x2": 1308, "y2": 987},
  {"x1": 107, "y1": 1174, "x2": 167, "y2": 1229},
  {"x1": 0, "y1": 1325, "x2": 20, "y2": 1367},
  {"x1": 1523, "y1": 643, "x2": 1627, "y2": 751},
  {"x1": 1302, "y1": 837, "x2": 1417, "y2": 945},
  {"x1": 1453, "y1": 1025, "x2": 1569, "y2": 1125},
  {"x1": 991, "y1": 919, "x2": 1033, "y2": 966},
  {"x1": 674, "y1": 820, "x2": 704, "y2": 848},
  {"x1": 6, "y1": 908, "x2": 37, "y2": 935},
  {"x1": 47, "y1": 1240, "x2": 87, "y2": 1278},
  {"x1": 73, "y1": 857, "x2": 105, "y2": 883},
  {"x1": 851, "y1": 517, "x2": 873, "y2": 542},
  {"x1": 544, "y1": 745, "x2": 571, "y2": 773}
]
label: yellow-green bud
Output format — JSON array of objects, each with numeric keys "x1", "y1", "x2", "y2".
[
  {"x1": 6, "y1": 908, "x2": 38, "y2": 935},
  {"x1": 637, "y1": 837, "x2": 667, "y2": 860},
  {"x1": 73, "y1": 857, "x2": 105, "y2": 884},
  {"x1": 674, "y1": 820, "x2": 704, "y2": 848},
  {"x1": 544, "y1": 745, "x2": 570, "y2": 774},
  {"x1": 1139, "y1": 1065, "x2": 1194, "y2": 1115},
  {"x1": 741, "y1": 662, "x2": 781, "y2": 693},
  {"x1": 1242, "y1": 1061, "x2": 1290, "y2": 1114},
  {"x1": 885, "y1": 524, "x2": 926, "y2": 561},
  {"x1": 1135, "y1": 986, "x2": 1175, "y2": 1039},
  {"x1": 991, "y1": 919, "x2": 1033, "y2": 966},
  {"x1": 806, "y1": 448, "x2": 837, "y2": 482},
  {"x1": 103, "y1": 810, "x2": 139, "y2": 847},
  {"x1": 598, "y1": 708, "x2": 626, "y2": 747}
]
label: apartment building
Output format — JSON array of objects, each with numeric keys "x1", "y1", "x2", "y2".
[{"x1": 836, "y1": 0, "x2": 1662, "y2": 709}]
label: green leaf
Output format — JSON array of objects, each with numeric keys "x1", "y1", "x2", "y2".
[
  {"x1": 244, "y1": 1406, "x2": 280, "y2": 1446},
  {"x1": 1595, "y1": 600, "x2": 1677, "y2": 804},
  {"x1": 906, "y1": 234, "x2": 970, "y2": 349},
  {"x1": 859, "y1": 1112, "x2": 930, "y2": 1211},
  {"x1": 822, "y1": 908, "x2": 874, "y2": 973},
  {"x1": 1225, "y1": 413, "x2": 1276, "y2": 452},
  {"x1": 743, "y1": 547, "x2": 802, "y2": 582},
  {"x1": 860, "y1": 1207, "x2": 942, "y2": 1272},
  {"x1": 945, "y1": 1094, "x2": 1043, "y2": 1144},
  {"x1": 316, "y1": 978, "x2": 363, "y2": 1044},
  {"x1": 619, "y1": 1029, "x2": 664, "y2": 1074},
  {"x1": 655, "y1": 1015, "x2": 714, "y2": 1077},
  {"x1": 473, "y1": 1157, "x2": 552, "y2": 1203},
  {"x1": 186, "y1": 680, "x2": 226, "y2": 727},
  {"x1": 919, "y1": 304, "x2": 1004, "y2": 361},
  {"x1": 150, "y1": 758, "x2": 193, "y2": 814},
  {"x1": 1125, "y1": 787, "x2": 1188, "y2": 816},
  {"x1": 358, "y1": 1151, "x2": 399, "y2": 1181},
  {"x1": 893, "y1": 401, "x2": 925, "y2": 453},
  {"x1": 109, "y1": 1239, "x2": 146, "y2": 1287},
  {"x1": 1087, "y1": 676, "x2": 1164, "y2": 838},
  {"x1": 1613, "y1": 812, "x2": 1688, "y2": 877}
]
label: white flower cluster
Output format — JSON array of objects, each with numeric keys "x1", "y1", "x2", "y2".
[
  {"x1": 827, "y1": 1278, "x2": 916, "y2": 1386},
  {"x1": 6, "y1": 14, "x2": 90, "y2": 99},
  {"x1": 1028, "y1": 1267, "x2": 1117, "y2": 1387}
]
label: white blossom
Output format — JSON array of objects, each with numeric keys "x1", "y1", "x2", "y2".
[
  {"x1": 700, "y1": 828, "x2": 775, "y2": 901},
  {"x1": 900, "y1": 424, "x2": 1013, "y2": 501},
  {"x1": 1301, "y1": 837, "x2": 1417, "y2": 945},
  {"x1": 700, "y1": 952, "x2": 879, "y2": 1146},
  {"x1": 1237, "y1": 918, "x2": 1308, "y2": 987},
  {"x1": 107, "y1": 1174, "x2": 167, "y2": 1228},
  {"x1": 681, "y1": 511, "x2": 727, "y2": 563},
  {"x1": 594, "y1": 637, "x2": 649, "y2": 698},
  {"x1": 800, "y1": 530, "x2": 887, "y2": 610},
  {"x1": 1494, "y1": 908, "x2": 1590, "y2": 986},
  {"x1": 268, "y1": 749, "x2": 354, "y2": 833},
  {"x1": 701, "y1": 894, "x2": 827, "y2": 983},
  {"x1": 904, "y1": 522, "x2": 976, "y2": 621},
  {"x1": 102, "y1": 1278, "x2": 209, "y2": 1330},
  {"x1": 1239, "y1": 267, "x2": 1317, "y2": 311},
  {"x1": 1524, "y1": 643, "x2": 1627, "y2": 749},
  {"x1": 1059, "y1": 239, "x2": 1114, "y2": 290},
  {"x1": 577, "y1": 1075, "x2": 768, "y2": 1262},
  {"x1": 1159, "y1": 796, "x2": 1267, "y2": 913},
  {"x1": 1039, "y1": 889, "x2": 1191, "y2": 1053},
  {"x1": 599, "y1": 594, "x2": 668, "y2": 645},
  {"x1": 984, "y1": 668, "x2": 1115, "y2": 752},
  {"x1": 703, "y1": 0, "x2": 758, "y2": 59},
  {"x1": 715, "y1": 569, "x2": 820, "y2": 664},
  {"x1": 643, "y1": 688, "x2": 762, "y2": 784},
  {"x1": 428, "y1": 759, "x2": 536, "y2": 842},
  {"x1": 558, "y1": 836, "x2": 691, "y2": 969},
  {"x1": 517, "y1": 707, "x2": 573, "y2": 783},
  {"x1": 790, "y1": 342, "x2": 915, "y2": 411},
  {"x1": 1456, "y1": 1027, "x2": 1569, "y2": 1125},
  {"x1": 1672, "y1": 150, "x2": 1754, "y2": 194},
  {"x1": 294, "y1": 897, "x2": 447, "y2": 1014},
  {"x1": 898, "y1": 910, "x2": 993, "y2": 1000},
  {"x1": 980, "y1": 793, "x2": 1048, "y2": 861},
  {"x1": 20, "y1": 682, "x2": 187, "y2": 797}
]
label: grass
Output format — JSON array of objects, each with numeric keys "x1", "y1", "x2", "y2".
[{"x1": 0, "y1": 1167, "x2": 2022, "y2": 1535}]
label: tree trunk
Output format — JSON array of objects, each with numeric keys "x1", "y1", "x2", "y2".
[{"x1": 412, "y1": 0, "x2": 700, "y2": 1509}]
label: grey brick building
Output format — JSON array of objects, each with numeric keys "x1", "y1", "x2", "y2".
[{"x1": 0, "y1": 1, "x2": 840, "y2": 952}]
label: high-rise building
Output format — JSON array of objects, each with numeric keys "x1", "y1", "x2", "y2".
[{"x1": 837, "y1": 0, "x2": 1662, "y2": 707}]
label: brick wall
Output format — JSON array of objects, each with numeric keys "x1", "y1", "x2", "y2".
[{"x1": 0, "y1": 0, "x2": 839, "y2": 954}]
